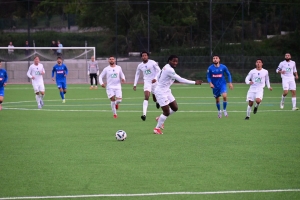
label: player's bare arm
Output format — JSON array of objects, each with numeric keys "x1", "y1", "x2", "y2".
[
  {"x1": 295, "y1": 72, "x2": 298, "y2": 80},
  {"x1": 133, "y1": 86, "x2": 136, "y2": 91},
  {"x1": 269, "y1": 87, "x2": 273, "y2": 91},
  {"x1": 101, "y1": 84, "x2": 106, "y2": 88},
  {"x1": 229, "y1": 83, "x2": 233, "y2": 90},
  {"x1": 152, "y1": 79, "x2": 157, "y2": 83},
  {"x1": 121, "y1": 79, "x2": 125, "y2": 83},
  {"x1": 209, "y1": 82, "x2": 214, "y2": 88}
]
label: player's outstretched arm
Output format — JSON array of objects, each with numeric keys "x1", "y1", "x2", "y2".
[{"x1": 195, "y1": 80, "x2": 203, "y2": 85}]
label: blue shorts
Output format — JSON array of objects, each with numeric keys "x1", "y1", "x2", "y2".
[
  {"x1": 0, "y1": 87, "x2": 4, "y2": 97},
  {"x1": 212, "y1": 84, "x2": 227, "y2": 98},
  {"x1": 56, "y1": 81, "x2": 67, "y2": 89}
]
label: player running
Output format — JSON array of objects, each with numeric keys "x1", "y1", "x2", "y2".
[
  {"x1": 133, "y1": 51, "x2": 161, "y2": 121},
  {"x1": 0, "y1": 60, "x2": 8, "y2": 111},
  {"x1": 99, "y1": 56, "x2": 125, "y2": 118},
  {"x1": 206, "y1": 55, "x2": 233, "y2": 118},
  {"x1": 154, "y1": 55, "x2": 202, "y2": 135},
  {"x1": 52, "y1": 57, "x2": 68, "y2": 103},
  {"x1": 276, "y1": 53, "x2": 299, "y2": 111},
  {"x1": 27, "y1": 56, "x2": 46, "y2": 109},
  {"x1": 245, "y1": 59, "x2": 272, "y2": 120}
]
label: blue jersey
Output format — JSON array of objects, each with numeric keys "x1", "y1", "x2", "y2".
[
  {"x1": 206, "y1": 64, "x2": 232, "y2": 88},
  {"x1": 52, "y1": 64, "x2": 68, "y2": 82},
  {"x1": 0, "y1": 68, "x2": 8, "y2": 88}
]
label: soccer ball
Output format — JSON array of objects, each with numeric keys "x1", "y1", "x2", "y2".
[{"x1": 115, "y1": 130, "x2": 127, "y2": 141}]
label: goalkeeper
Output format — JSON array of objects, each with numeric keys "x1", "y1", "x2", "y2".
[{"x1": 87, "y1": 56, "x2": 99, "y2": 89}]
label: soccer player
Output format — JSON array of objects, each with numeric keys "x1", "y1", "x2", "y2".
[
  {"x1": 206, "y1": 55, "x2": 233, "y2": 118},
  {"x1": 52, "y1": 57, "x2": 68, "y2": 103},
  {"x1": 87, "y1": 56, "x2": 99, "y2": 89},
  {"x1": 153, "y1": 55, "x2": 202, "y2": 134},
  {"x1": 0, "y1": 60, "x2": 8, "y2": 111},
  {"x1": 133, "y1": 51, "x2": 161, "y2": 121},
  {"x1": 99, "y1": 56, "x2": 125, "y2": 118},
  {"x1": 26, "y1": 56, "x2": 46, "y2": 109},
  {"x1": 276, "y1": 53, "x2": 299, "y2": 111},
  {"x1": 245, "y1": 59, "x2": 272, "y2": 120}
]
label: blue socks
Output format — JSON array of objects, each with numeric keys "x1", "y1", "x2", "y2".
[
  {"x1": 223, "y1": 101, "x2": 227, "y2": 110},
  {"x1": 60, "y1": 91, "x2": 64, "y2": 99},
  {"x1": 216, "y1": 103, "x2": 220, "y2": 111}
]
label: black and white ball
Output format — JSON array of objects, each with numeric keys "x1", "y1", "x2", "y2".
[{"x1": 115, "y1": 130, "x2": 127, "y2": 141}]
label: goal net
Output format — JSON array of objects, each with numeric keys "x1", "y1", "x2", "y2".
[{"x1": 0, "y1": 46, "x2": 96, "y2": 84}]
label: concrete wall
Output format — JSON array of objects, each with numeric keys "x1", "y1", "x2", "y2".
[{"x1": 4, "y1": 60, "x2": 143, "y2": 84}]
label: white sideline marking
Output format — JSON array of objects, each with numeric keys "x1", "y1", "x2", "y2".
[{"x1": 0, "y1": 189, "x2": 299, "y2": 199}]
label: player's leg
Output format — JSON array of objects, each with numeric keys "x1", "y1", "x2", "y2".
[
  {"x1": 141, "y1": 83, "x2": 151, "y2": 121},
  {"x1": 253, "y1": 90, "x2": 263, "y2": 114},
  {"x1": 213, "y1": 88, "x2": 222, "y2": 118},
  {"x1": 62, "y1": 82, "x2": 67, "y2": 103},
  {"x1": 39, "y1": 84, "x2": 45, "y2": 107},
  {"x1": 280, "y1": 80, "x2": 289, "y2": 109},
  {"x1": 89, "y1": 74, "x2": 93, "y2": 89},
  {"x1": 114, "y1": 89, "x2": 122, "y2": 110},
  {"x1": 245, "y1": 91, "x2": 255, "y2": 119},
  {"x1": 0, "y1": 88, "x2": 4, "y2": 111},
  {"x1": 94, "y1": 74, "x2": 98, "y2": 88},
  {"x1": 33, "y1": 85, "x2": 42, "y2": 108},
  {"x1": 107, "y1": 89, "x2": 117, "y2": 118},
  {"x1": 152, "y1": 84, "x2": 160, "y2": 109},
  {"x1": 290, "y1": 81, "x2": 298, "y2": 110}
]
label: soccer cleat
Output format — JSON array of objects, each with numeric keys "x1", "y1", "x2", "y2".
[
  {"x1": 245, "y1": 116, "x2": 250, "y2": 120},
  {"x1": 153, "y1": 128, "x2": 163, "y2": 134},
  {"x1": 90, "y1": 86, "x2": 93, "y2": 89},
  {"x1": 156, "y1": 102, "x2": 160, "y2": 109},
  {"x1": 253, "y1": 106, "x2": 258, "y2": 114},
  {"x1": 280, "y1": 101, "x2": 284, "y2": 109},
  {"x1": 115, "y1": 103, "x2": 119, "y2": 110},
  {"x1": 62, "y1": 99, "x2": 66, "y2": 103},
  {"x1": 40, "y1": 99, "x2": 44, "y2": 107},
  {"x1": 94, "y1": 86, "x2": 98, "y2": 89},
  {"x1": 155, "y1": 116, "x2": 164, "y2": 130},
  {"x1": 38, "y1": 104, "x2": 42, "y2": 109},
  {"x1": 292, "y1": 107, "x2": 299, "y2": 111},
  {"x1": 113, "y1": 114, "x2": 118, "y2": 118},
  {"x1": 141, "y1": 115, "x2": 146, "y2": 121},
  {"x1": 223, "y1": 110, "x2": 228, "y2": 117},
  {"x1": 218, "y1": 111, "x2": 222, "y2": 118}
]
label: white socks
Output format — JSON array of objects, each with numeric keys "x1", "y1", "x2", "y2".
[
  {"x1": 143, "y1": 100, "x2": 148, "y2": 116},
  {"x1": 281, "y1": 95, "x2": 286, "y2": 103},
  {"x1": 247, "y1": 105, "x2": 252, "y2": 117},
  {"x1": 156, "y1": 114, "x2": 167, "y2": 129},
  {"x1": 111, "y1": 101, "x2": 116, "y2": 114},
  {"x1": 35, "y1": 95, "x2": 41, "y2": 105},
  {"x1": 292, "y1": 97, "x2": 297, "y2": 108}
]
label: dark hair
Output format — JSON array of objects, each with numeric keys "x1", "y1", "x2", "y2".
[
  {"x1": 256, "y1": 58, "x2": 263, "y2": 63},
  {"x1": 33, "y1": 56, "x2": 39, "y2": 60},
  {"x1": 57, "y1": 56, "x2": 62, "y2": 60},
  {"x1": 213, "y1": 55, "x2": 220, "y2": 59},
  {"x1": 167, "y1": 55, "x2": 178, "y2": 62},
  {"x1": 140, "y1": 51, "x2": 149, "y2": 57},
  {"x1": 108, "y1": 55, "x2": 115, "y2": 59}
]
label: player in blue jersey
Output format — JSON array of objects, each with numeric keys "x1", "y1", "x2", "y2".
[
  {"x1": 0, "y1": 60, "x2": 8, "y2": 111},
  {"x1": 52, "y1": 57, "x2": 68, "y2": 103},
  {"x1": 206, "y1": 55, "x2": 233, "y2": 118}
]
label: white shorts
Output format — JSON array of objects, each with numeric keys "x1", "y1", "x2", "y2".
[
  {"x1": 106, "y1": 88, "x2": 122, "y2": 99},
  {"x1": 282, "y1": 79, "x2": 296, "y2": 90},
  {"x1": 33, "y1": 84, "x2": 45, "y2": 93},
  {"x1": 155, "y1": 89, "x2": 175, "y2": 107},
  {"x1": 246, "y1": 90, "x2": 264, "y2": 102},
  {"x1": 144, "y1": 81, "x2": 157, "y2": 94}
]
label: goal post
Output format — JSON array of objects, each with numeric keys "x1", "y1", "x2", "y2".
[{"x1": 0, "y1": 47, "x2": 96, "y2": 84}]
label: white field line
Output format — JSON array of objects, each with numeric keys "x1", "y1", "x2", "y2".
[
  {"x1": 0, "y1": 189, "x2": 299, "y2": 200},
  {"x1": 2, "y1": 108, "x2": 292, "y2": 112}
]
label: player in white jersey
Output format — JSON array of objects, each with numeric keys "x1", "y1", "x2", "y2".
[
  {"x1": 276, "y1": 53, "x2": 299, "y2": 111},
  {"x1": 26, "y1": 56, "x2": 45, "y2": 109},
  {"x1": 133, "y1": 51, "x2": 161, "y2": 121},
  {"x1": 99, "y1": 56, "x2": 125, "y2": 118},
  {"x1": 244, "y1": 59, "x2": 272, "y2": 120},
  {"x1": 153, "y1": 55, "x2": 202, "y2": 134}
]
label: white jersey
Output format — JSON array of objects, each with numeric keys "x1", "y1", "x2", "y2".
[
  {"x1": 276, "y1": 60, "x2": 297, "y2": 81},
  {"x1": 99, "y1": 65, "x2": 125, "y2": 89},
  {"x1": 245, "y1": 68, "x2": 271, "y2": 91},
  {"x1": 133, "y1": 59, "x2": 161, "y2": 86},
  {"x1": 27, "y1": 63, "x2": 45, "y2": 85},
  {"x1": 155, "y1": 64, "x2": 195, "y2": 92}
]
